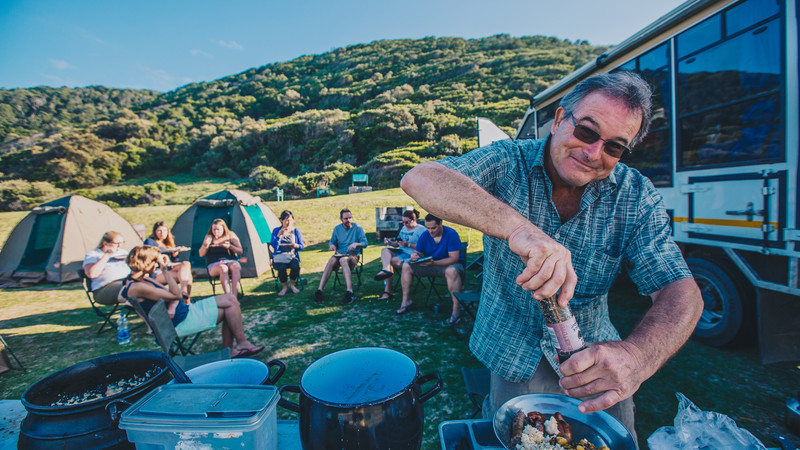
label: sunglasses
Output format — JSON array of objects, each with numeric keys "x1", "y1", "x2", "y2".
[{"x1": 567, "y1": 113, "x2": 631, "y2": 159}]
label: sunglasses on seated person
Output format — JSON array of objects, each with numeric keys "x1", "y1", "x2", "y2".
[{"x1": 566, "y1": 113, "x2": 632, "y2": 159}]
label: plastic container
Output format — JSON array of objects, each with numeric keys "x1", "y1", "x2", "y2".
[
  {"x1": 119, "y1": 384, "x2": 278, "y2": 449},
  {"x1": 169, "y1": 359, "x2": 271, "y2": 385}
]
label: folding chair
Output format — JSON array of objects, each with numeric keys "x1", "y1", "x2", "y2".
[
  {"x1": 78, "y1": 269, "x2": 136, "y2": 335},
  {"x1": 268, "y1": 245, "x2": 306, "y2": 292},
  {"x1": 207, "y1": 259, "x2": 245, "y2": 297},
  {"x1": 461, "y1": 366, "x2": 490, "y2": 418},
  {"x1": 129, "y1": 299, "x2": 216, "y2": 357},
  {"x1": 421, "y1": 242, "x2": 468, "y2": 312},
  {"x1": 0, "y1": 334, "x2": 26, "y2": 373},
  {"x1": 333, "y1": 251, "x2": 363, "y2": 291}
]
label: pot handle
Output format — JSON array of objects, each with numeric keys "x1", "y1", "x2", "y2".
[
  {"x1": 106, "y1": 399, "x2": 132, "y2": 427},
  {"x1": 264, "y1": 359, "x2": 286, "y2": 385},
  {"x1": 416, "y1": 372, "x2": 443, "y2": 403},
  {"x1": 278, "y1": 384, "x2": 301, "y2": 413}
]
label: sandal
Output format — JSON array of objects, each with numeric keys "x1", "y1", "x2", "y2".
[
  {"x1": 395, "y1": 302, "x2": 416, "y2": 315},
  {"x1": 374, "y1": 269, "x2": 393, "y2": 281},
  {"x1": 378, "y1": 291, "x2": 393, "y2": 301},
  {"x1": 444, "y1": 314, "x2": 463, "y2": 327},
  {"x1": 232, "y1": 346, "x2": 264, "y2": 359}
]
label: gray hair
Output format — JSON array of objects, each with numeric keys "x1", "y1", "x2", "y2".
[{"x1": 558, "y1": 71, "x2": 653, "y2": 148}]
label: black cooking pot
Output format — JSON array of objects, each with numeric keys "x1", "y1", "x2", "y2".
[
  {"x1": 279, "y1": 347, "x2": 442, "y2": 450},
  {"x1": 19, "y1": 350, "x2": 172, "y2": 449}
]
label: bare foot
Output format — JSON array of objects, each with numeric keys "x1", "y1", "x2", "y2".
[
  {"x1": 278, "y1": 288, "x2": 288, "y2": 296},
  {"x1": 289, "y1": 285, "x2": 300, "y2": 294}
]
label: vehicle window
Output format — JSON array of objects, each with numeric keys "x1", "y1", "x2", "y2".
[
  {"x1": 726, "y1": 0, "x2": 780, "y2": 36},
  {"x1": 677, "y1": 18, "x2": 782, "y2": 168},
  {"x1": 618, "y1": 43, "x2": 673, "y2": 186},
  {"x1": 535, "y1": 103, "x2": 558, "y2": 140},
  {"x1": 677, "y1": 14, "x2": 721, "y2": 59}
]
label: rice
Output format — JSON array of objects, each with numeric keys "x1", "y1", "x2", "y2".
[{"x1": 515, "y1": 424, "x2": 565, "y2": 450}]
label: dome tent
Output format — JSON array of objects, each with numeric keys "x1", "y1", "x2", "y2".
[
  {"x1": 171, "y1": 189, "x2": 281, "y2": 278},
  {"x1": 0, "y1": 195, "x2": 143, "y2": 287}
]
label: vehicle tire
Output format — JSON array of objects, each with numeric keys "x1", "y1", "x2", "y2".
[{"x1": 686, "y1": 257, "x2": 751, "y2": 347}]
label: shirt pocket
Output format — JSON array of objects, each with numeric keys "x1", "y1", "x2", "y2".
[{"x1": 574, "y1": 248, "x2": 621, "y2": 299}]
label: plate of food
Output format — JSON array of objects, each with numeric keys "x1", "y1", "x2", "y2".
[
  {"x1": 410, "y1": 256, "x2": 433, "y2": 264},
  {"x1": 493, "y1": 394, "x2": 636, "y2": 450}
]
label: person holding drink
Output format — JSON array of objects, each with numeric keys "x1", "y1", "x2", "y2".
[
  {"x1": 270, "y1": 210, "x2": 305, "y2": 296},
  {"x1": 199, "y1": 219, "x2": 243, "y2": 298}
]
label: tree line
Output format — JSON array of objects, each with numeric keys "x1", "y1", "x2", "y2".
[{"x1": 0, "y1": 35, "x2": 606, "y2": 210}]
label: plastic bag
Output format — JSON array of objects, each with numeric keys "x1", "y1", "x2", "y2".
[{"x1": 647, "y1": 392, "x2": 766, "y2": 449}]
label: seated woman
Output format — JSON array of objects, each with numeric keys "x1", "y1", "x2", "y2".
[
  {"x1": 198, "y1": 219, "x2": 243, "y2": 297},
  {"x1": 372, "y1": 209, "x2": 426, "y2": 301},
  {"x1": 270, "y1": 210, "x2": 305, "y2": 296},
  {"x1": 82, "y1": 231, "x2": 131, "y2": 305},
  {"x1": 144, "y1": 221, "x2": 193, "y2": 302},
  {"x1": 120, "y1": 245, "x2": 263, "y2": 358}
]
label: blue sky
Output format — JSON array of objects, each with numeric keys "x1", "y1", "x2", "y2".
[{"x1": 0, "y1": 0, "x2": 685, "y2": 92}]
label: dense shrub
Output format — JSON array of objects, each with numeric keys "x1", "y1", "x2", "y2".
[{"x1": 0, "y1": 180, "x2": 63, "y2": 211}]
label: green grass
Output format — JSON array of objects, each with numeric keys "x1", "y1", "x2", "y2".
[{"x1": 1, "y1": 187, "x2": 798, "y2": 449}]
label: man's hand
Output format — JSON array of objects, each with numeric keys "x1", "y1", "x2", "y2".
[
  {"x1": 508, "y1": 224, "x2": 577, "y2": 306},
  {"x1": 557, "y1": 341, "x2": 647, "y2": 413},
  {"x1": 347, "y1": 243, "x2": 359, "y2": 252},
  {"x1": 329, "y1": 244, "x2": 337, "y2": 252}
]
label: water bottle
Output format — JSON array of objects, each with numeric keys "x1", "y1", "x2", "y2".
[
  {"x1": 117, "y1": 312, "x2": 130, "y2": 345},
  {"x1": 535, "y1": 294, "x2": 586, "y2": 362}
]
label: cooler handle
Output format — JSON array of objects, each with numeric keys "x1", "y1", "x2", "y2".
[{"x1": 106, "y1": 399, "x2": 132, "y2": 426}]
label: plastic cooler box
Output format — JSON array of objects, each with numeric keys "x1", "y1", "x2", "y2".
[{"x1": 119, "y1": 384, "x2": 278, "y2": 449}]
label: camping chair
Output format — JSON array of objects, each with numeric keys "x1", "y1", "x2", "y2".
[
  {"x1": 268, "y1": 245, "x2": 306, "y2": 292},
  {"x1": 333, "y1": 250, "x2": 364, "y2": 291},
  {"x1": 207, "y1": 258, "x2": 245, "y2": 297},
  {"x1": 0, "y1": 334, "x2": 26, "y2": 373},
  {"x1": 128, "y1": 299, "x2": 217, "y2": 358},
  {"x1": 421, "y1": 242, "x2": 468, "y2": 312},
  {"x1": 461, "y1": 366, "x2": 490, "y2": 418},
  {"x1": 451, "y1": 252, "x2": 485, "y2": 338},
  {"x1": 78, "y1": 269, "x2": 138, "y2": 335}
]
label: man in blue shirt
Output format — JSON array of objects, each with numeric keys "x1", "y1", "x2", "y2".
[
  {"x1": 400, "y1": 72, "x2": 702, "y2": 439},
  {"x1": 314, "y1": 209, "x2": 368, "y2": 306},
  {"x1": 396, "y1": 214, "x2": 464, "y2": 324}
]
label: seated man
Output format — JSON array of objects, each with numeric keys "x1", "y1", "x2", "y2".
[
  {"x1": 314, "y1": 209, "x2": 368, "y2": 306},
  {"x1": 397, "y1": 214, "x2": 464, "y2": 324},
  {"x1": 83, "y1": 231, "x2": 131, "y2": 305}
]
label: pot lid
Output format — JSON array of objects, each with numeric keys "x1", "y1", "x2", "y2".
[{"x1": 301, "y1": 347, "x2": 418, "y2": 406}]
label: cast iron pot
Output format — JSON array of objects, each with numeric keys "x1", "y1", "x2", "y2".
[
  {"x1": 279, "y1": 347, "x2": 442, "y2": 450},
  {"x1": 18, "y1": 350, "x2": 172, "y2": 449}
]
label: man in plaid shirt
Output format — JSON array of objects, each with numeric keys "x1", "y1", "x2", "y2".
[{"x1": 401, "y1": 72, "x2": 702, "y2": 439}]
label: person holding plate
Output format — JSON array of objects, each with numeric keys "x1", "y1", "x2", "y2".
[
  {"x1": 270, "y1": 210, "x2": 305, "y2": 296},
  {"x1": 373, "y1": 209, "x2": 425, "y2": 301}
]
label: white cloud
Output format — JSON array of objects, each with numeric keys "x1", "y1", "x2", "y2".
[
  {"x1": 218, "y1": 40, "x2": 243, "y2": 50},
  {"x1": 190, "y1": 48, "x2": 213, "y2": 58},
  {"x1": 50, "y1": 59, "x2": 75, "y2": 70}
]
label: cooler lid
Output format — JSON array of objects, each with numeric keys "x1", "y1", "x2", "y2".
[{"x1": 120, "y1": 384, "x2": 278, "y2": 427}]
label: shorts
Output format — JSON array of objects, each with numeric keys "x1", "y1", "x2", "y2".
[
  {"x1": 410, "y1": 262, "x2": 464, "y2": 278},
  {"x1": 207, "y1": 259, "x2": 238, "y2": 271},
  {"x1": 174, "y1": 297, "x2": 218, "y2": 335},
  {"x1": 332, "y1": 254, "x2": 359, "y2": 270},
  {"x1": 388, "y1": 248, "x2": 412, "y2": 262},
  {"x1": 92, "y1": 279, "x2": 125, "y2": 306}
]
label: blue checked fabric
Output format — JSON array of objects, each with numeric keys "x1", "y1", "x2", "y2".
[{"x1": 439, "y1": 137, "x2": 692, "y2": 382}]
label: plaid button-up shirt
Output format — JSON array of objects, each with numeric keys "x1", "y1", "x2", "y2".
[{"x1": 440, "y1": 137, "x2": 692, "y2": 382}]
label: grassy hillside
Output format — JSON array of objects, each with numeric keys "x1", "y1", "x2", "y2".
[
  {"x1": 0, "y1": 35, "x2": 608, "y2": 210},
  {"x1": 1, "y1": 189, "x2": 798, "y2": 448}
]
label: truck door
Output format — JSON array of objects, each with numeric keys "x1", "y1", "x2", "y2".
[{"x1": 682, "y1": 170, "x2": 786, "y2": 248}]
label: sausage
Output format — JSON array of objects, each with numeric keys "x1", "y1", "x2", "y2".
[
  {"x1": 510, "y1": 409, "x2": 527, "y2": 446},
  {"x1": 553, "y1": 412, "x2": 572, "y2": 443}
]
